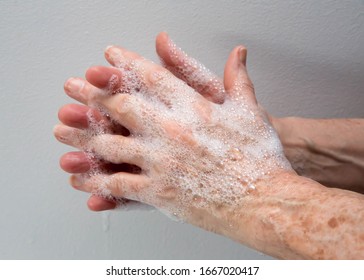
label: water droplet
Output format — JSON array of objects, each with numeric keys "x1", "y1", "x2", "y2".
[{"x1": 102, "y1": 212, "x2": 110, "y2": 232}]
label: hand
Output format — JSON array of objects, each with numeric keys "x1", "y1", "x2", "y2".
[
  {"x1": 72, "y1": 32, "x2": 278, "y2": 211},
  {"x1": 55, "y1": 35, "x2": 292, "y2": 231},
  {"x1": 55, "y1": 33, "x2": 364, "y2": 259}
]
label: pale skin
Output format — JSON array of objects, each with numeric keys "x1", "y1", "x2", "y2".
[
  {"x1": 272, "y1": 118, "x2": 364, "y2": 193},
  {"x1": 54, "y1": 32, "x2": 364, "y2": 259}
]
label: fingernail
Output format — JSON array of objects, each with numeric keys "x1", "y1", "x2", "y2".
[
  {"x1": 65, "y1": 78, "x2": 84, "y2": 93},
  {"x1": 70, "y1": 174, "x2": 83, "y2": 188},
  {"x1": 238, "y1": 47, "x2": 247, "y2": 66},
  {"x1": 105, "y1": 45, "x2": 115, "y2": 52},
  {"x1": 53, "y1": 124, "x2": 72, "y2": 142},
  {"x1": 105, "y1": 46, "x2": 124, "y2": 62}
]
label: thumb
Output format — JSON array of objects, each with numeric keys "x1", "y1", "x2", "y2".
[{"x1": 224, "y1": 46, "x2": 256, "y2": 104}]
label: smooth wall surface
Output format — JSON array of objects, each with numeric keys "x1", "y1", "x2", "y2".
[{"x1": 0, "y1": 0, "x2": 363, "y2": 259}]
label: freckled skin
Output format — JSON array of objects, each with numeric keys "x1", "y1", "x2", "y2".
[
  {"x1": 55, "y1": 33, "x2": 364, "y2": 259},
  {"x1": 328, "y1": 218, "x2": 338, "y2": 228}
]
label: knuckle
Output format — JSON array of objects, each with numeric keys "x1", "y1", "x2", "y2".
[
  {"x1": 147, "y1": 66, "x2": 169, "y2": 85},
  {"x1": 116, "y1": 94, "x2": 133, "y2": 114}
]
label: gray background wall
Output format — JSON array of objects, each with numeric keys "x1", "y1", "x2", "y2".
[{"x1": 0, "y1": 0, "x2": 363, "y2": 259}]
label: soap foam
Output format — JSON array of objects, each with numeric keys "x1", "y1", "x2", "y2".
[
  {"x1": 162, "y1": 38, "x2": 225, "y2": 103},
  {"x1": 70, "y1": 48, "x2": 292, "y2": 221}
]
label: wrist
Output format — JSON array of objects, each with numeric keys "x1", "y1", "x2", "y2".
[
  {"x1": 225, "y1": 172, "x2": 321, "y2": 259},
  {"x1": 185, "y1": 170, "x2": 300, "y2": 253},
  {"x1": 228, "y1": 172, "x2": 364, "y2": 259},
  {"x1": 269, "y1": 117, "x2": 310, "y2": 175},
  {"x1": 217, "y1": 171, "x2": 305, "y2": 257}
]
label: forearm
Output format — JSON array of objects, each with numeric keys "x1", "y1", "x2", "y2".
[
  {"x1": 228, "y1": 173, "x2": 364, "y2": 259},
  {"x1": 272, "y1": 117, "x2": 364, "y2": 193}
]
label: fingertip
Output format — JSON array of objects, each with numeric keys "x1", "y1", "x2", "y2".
[
  {"x1": 85, "y1": 66, "x2": 121, "y2": 89},
  {"x1": 87, "y1": 195, "x2": 117, "y2": 211},
  {"x1": 57, "y1": 103, "x2": 90, "y2": 129},
  {"x1": 156, "y1": 31, "x2": 169, "y2": 43},
  {"x1": 104, "y1": 45, "x2": 115, "y2": 53},
  {"x1": 53, "y1": 124, "x2": 60, "y2": 137},
  {"x1": 156, "y1": 32, "x2": 174, "y2": 66},
  {"x1": 224, "y1": 46, "x2": 241, "y2": 91},
  {"x1": 63, "y1": 77, "x2": 73, "y2": 93},
  {"x1": 64, "y1": 77, "x2": 83, "y2": 95},
  {"x1": 224, "y1": 45, "x2": 253, "y2": 93},
  {"x1": 59, "y1": 152, "x2": 76, "y2": 172},
  {"x1": 59, "y1": 152, "x2": 69, "y2": 170},
  {"x1": 104, "y1": 45, "x2": 134, "y2": 67},
  {"x1": 85, "y1": 66, "x2": 109, "y2": 88},
  {"x1": 69, "y1": 174, "x2": 84, "y2": 189},
  {"x1": 104, "y1": 45, "x2": 121, "y2": 59},
  {"x1": 53, "y1": 124, "x2": 69, "y2": 142},
  {"x1": 59, "y1": 151, "x2": 90, "y2": 173}
]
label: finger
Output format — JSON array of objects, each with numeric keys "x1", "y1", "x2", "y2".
[
  {"x1": 64, "y1": 66, "x2": 122, "y2": 106},
  {"x1": 53, "y1": 124, "x2": 147, "y2": 167},
  {"x1": 71, "y1": 172, "x2": 150, "y2": 200},
  {"x1": 86, "y1": 65, "x2": 136, "y2": 98},
  {"x1": 104, "y1": 45, "x2": 141, "y2": 67},
  {"x1": 58, "y1": 103, "x2": 129, "y2": 136},
  {"x1": 60, "y1": 151, "x2": 90, "y2": 173},
  {"x1": 156, "y1": 32, "x2": 225, "y2": 104},
  {"x1": 224, "y1": 46, "x2": 256, "y2": 104},
  {"x1": 64, "y1": 77, "x2": 103, "y2": 105},
  {"x1": 58, "y1": 104, "x2": 103, "y2": 129},
  {"x1": 87, "y1": 195, "x2": 117, "y2": 211},
  {"x1": 85, "y1": 66, "x2": 122, "y2": 91},
  {"x1": 104, "y1": 45, "x2": 192, "y2": 108},
  {"x1": 97, "y1": 93, "x2": 160, "y2": 135}
]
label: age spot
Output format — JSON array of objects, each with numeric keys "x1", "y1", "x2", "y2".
[{"x1": 328, "y1": 217, "x2": 338, "y2": 228}]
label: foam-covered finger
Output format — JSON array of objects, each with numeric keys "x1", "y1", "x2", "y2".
[
  {"x1": 104, "y1": 45, "x2": 142, "y2": 68},
  {"x1": 156, "y1": 32, "x2": 225, "y2": 103},
  {"x1": 87, "y1": 195, "x2": 117, "y2": 211},
  {"x1": 224, "y1": 46, "x2": 256, "y2": 103},
  {"x1": 64, "y1": 77, "x2": 103, "y2": 105},
  {"x1": 106, "y1": 173, "x2": 150, "y2": 200},
  {"x1": 87, "y1": 195, "x2": 146, "y2": 211},
  {"x1": 60, "y1": 151, "x2": 90, "y2": 173},
  {"x1": 104, "y1": 44, "x2": 187, "y2": 108},
  {"x1": 54, "y1": 123, "x2": 144, "y2": 166},
  {"x1": 72, "y1": 173, "x2": 150, "y2": 200},
  {"x1": 99, "y1": 93, "x2": 158, "y2": 134},
  {"x1": 53, "y1": 123, "x2": 108, "y2": 150},
  {"x1": 53, "y1": 124, "x2": 89, "y2": 149},
  {"x1": 58, "y1": 103, "x2": 129, "y2": 136},
  {"x1": 86, "y1": 134, "x2": 147, "y2": 167}
]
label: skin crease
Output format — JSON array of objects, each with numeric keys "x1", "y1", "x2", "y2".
[
  {"x1": 272, "y1": 117, "x2": 364, "y2": 193},
  {"x1": 55, "y1": 32, "x2": 364, "y2": 259}
]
